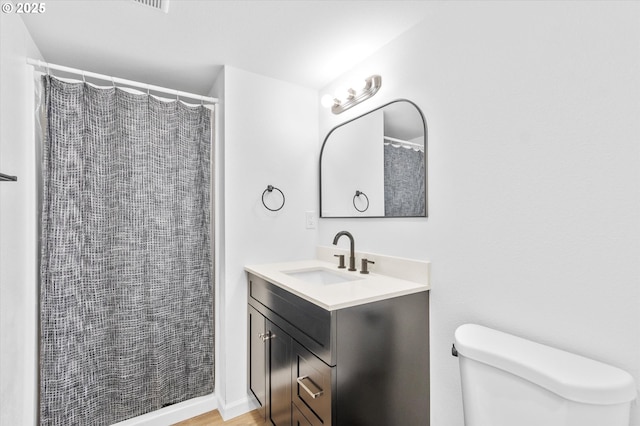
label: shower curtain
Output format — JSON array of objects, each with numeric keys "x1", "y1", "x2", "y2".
[
  {"x1": 383, "y1": 145, "x2": 426, "y2": 216},
  {"x1": 39, "y1": 76, "x2": 214, "y2": 425}
]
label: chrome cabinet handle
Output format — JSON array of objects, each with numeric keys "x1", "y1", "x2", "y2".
[
  {"x1": 296, "y1": 375, "x2": 323, "y2": 399},
  {"x1": 257, "y1": 332, "x2": 275, "y2": 342}
]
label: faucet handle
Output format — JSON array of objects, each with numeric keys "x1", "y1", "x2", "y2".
[
  {"x1": 360, "y1": 258, "x2": 375, "y2": 274},
  {"x1": 334, "y1": 254, "x2": 346, "y2": 269}
]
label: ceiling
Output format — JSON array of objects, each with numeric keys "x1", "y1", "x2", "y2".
[{"x1": 21, "y1": 0, "x2": 432, "y2": 96}]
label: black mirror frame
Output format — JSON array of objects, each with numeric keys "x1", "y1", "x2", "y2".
[{"x1": 319, "y1": 98, "x2": 428, "y2": 219}]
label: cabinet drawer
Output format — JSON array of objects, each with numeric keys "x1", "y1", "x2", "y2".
[
  {"x1": 292, "y1": 402, "x2": 314, "y2": 426},
  {"x1": 249, "y1": 273, "x2": 335, "y2": 364},
  {"x1": 292, "y1": 341, "x2": 333, "y2": 425}
]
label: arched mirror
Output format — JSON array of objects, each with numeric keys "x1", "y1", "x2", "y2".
[{"x1": 320, "y1": 99, "x2": 427, "y2": 218}]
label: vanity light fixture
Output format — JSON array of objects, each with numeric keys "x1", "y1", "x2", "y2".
[{"x1": 321, "y1": 75, "x2": 382, "y2": 114}]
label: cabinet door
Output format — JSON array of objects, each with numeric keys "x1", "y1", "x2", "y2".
[
  {"x1": 267, "y1": 320, "x2": 292, "y2": 426},
  {"x1": 248, "y1": 305, "x2": 267, "y2": 422}
]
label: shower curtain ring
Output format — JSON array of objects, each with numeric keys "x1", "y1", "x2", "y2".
[
  {"x1": 111, "y1": 77, "x2": 116, "y2": 89},
  {"x1": 82, "y1": 72, "x2": 86, "y2": 84},
  {"x1": 176, "y1": 90, "x2": 180, "y2": 101}
]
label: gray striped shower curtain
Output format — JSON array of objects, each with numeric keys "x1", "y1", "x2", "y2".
[
  {"x1": 39, "y1": 76, "x2": 214, "y2": 425},
  {"x1": 383, "y1": 144, "x2": 426, "y2": 217}
]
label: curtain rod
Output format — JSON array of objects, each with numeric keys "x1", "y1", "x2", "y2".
[
  {"x1": 26, "y1": 59, "x2": 218, "y2": 104},
  {"x1": 384, "y1": 135, "x2": 424, "y2": 149}
]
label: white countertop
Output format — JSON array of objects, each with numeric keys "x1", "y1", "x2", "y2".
[{"x1": 245, "y1": 258, "x2": 430, "y2": 311}]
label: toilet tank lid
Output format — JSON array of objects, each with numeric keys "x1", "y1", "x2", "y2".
[{"x1": 454, "y1": 324, "x2": 637, "y2": 405}]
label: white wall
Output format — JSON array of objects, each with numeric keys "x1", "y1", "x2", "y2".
[
  {"x1": 318, "y1": 2, "x2": 640, "y2": 425},
  {"x1": 0, "y1": 12, "x2": 43, "y2": 426},
  {"x1": 210, "y1": 67, "x2": 227, "y2": 418},
  {"x1": 214, "y1": 66, "x2": 318, "y2": 417}
]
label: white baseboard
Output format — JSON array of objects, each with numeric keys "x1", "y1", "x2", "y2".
[
  {"x1": 216, "y1": 393, "x2": 261, "y2": 421},
  {"x1": 112, "y1": 394, "x2": 217, "y2": 426}
]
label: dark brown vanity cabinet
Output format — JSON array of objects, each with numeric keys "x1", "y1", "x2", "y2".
[{"x1": 248, "y1": 272, "x2": 430, "y2": 426}]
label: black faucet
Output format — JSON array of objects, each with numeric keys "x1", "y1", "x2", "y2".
[{"x1": 333, "y1": 231, "x2": 356, "y2": 271}]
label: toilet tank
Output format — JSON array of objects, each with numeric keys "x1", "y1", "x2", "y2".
[{"x1": 454, "y1": 324, "x2": 637, "y2": 426}]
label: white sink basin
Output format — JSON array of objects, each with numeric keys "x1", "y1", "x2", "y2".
[{"x1": 283, "y1": 267, "x2": 362, "y2": 285}]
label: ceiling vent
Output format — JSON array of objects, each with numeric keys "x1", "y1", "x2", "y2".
[{"x1": 132, "y1": 0, "x2": 170, "y2": 13}]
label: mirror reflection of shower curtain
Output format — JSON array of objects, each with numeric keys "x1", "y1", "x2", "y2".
[
  {"x1": 383, "y1": 145, "x2": 426, "y2": 216},
  {"x1": 39, "y1": 76, "x2": 214, "y2": 425}
]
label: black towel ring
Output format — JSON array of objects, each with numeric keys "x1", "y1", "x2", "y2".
[
  {"x1": 262, "y1": 185, "x2": 285, "y2": 212},
  {"x1": 0, "y1": 173, "x2": 18, "y2": 182},
  {"x1": 353, "y1": 190, "x2": 369, "y2": 212}
]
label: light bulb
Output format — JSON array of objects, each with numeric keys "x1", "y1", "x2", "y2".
[{"x1": 321, "y1": 94, "x2": 335, "y2": 108}]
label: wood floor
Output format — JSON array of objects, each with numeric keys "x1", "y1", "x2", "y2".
[{"x1": 173, "y1": 409, "x2": 263, "y2": 426}]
